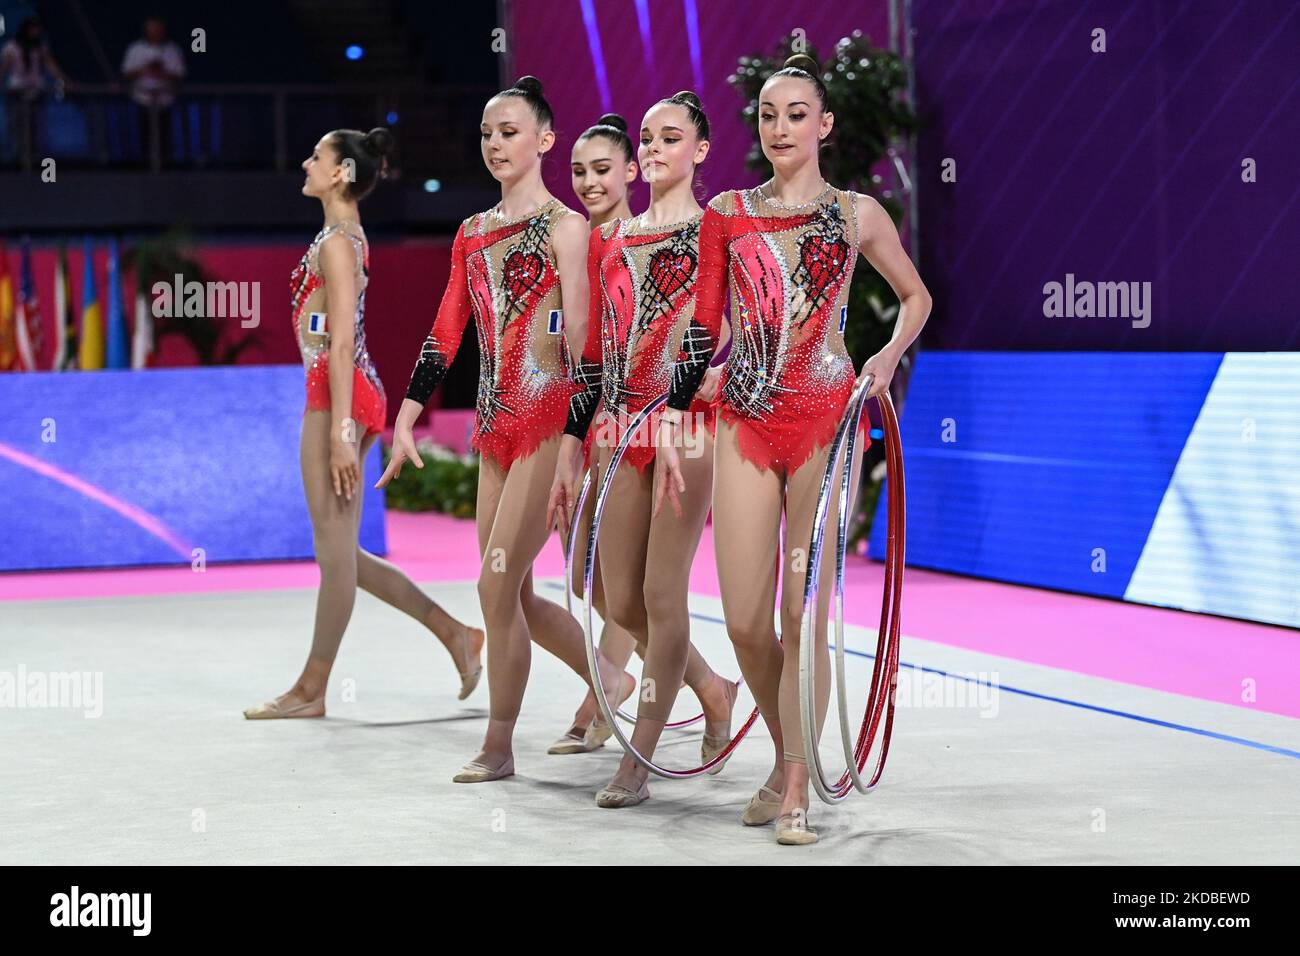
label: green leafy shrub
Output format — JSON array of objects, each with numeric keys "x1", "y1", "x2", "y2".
[{"x1": 380, "y1": 439, "x2": 479, "y2": 517}]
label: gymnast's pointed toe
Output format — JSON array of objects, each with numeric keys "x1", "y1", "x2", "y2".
[
  {"x1": 548, "y1": 727, "x2": 599, "y2": 754},
  {"x1": 457, "y1": 665, "x2": 483, "y2": 701},
  {"x1": 775, "y1": 812, "x2": 820, "y2": 845},
  {"x1": 740, "y1": 785, "x2": 783, "y2": 826},
  {"x1": 242, "y1": 695, "x2": 325, "y2": 719},
  {"x1": 452, "y1": 756, "x2": 515, "y2": 783},
  {"x1": 595, "y1": 779, "x2": 650, "y2": 808}
]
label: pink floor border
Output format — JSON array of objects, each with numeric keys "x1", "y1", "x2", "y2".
[{"x1": 2, "y1": 510, "x2": 1295, "y2": 720}]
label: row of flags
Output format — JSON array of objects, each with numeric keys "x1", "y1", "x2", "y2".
[{"x1": 0, "y1": 239, "x2": 155, "y2": 372}]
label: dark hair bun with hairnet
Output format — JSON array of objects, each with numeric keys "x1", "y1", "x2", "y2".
[
  {"x1": 670, "y1": 90, "x2": 702, "y2": 110},
  {"x1": 773, "y1": 54, "x2": 829, "y2": 113},
  {"x1": 514, "y1": 75, "x2": 544, "y2": 96},
  {"x1": 498, "y1": 75, "x2": 554, "y2": 129},
  {"x1": 363, "y1": 127, "x2": 394, "y2": 157},
  {"x1": 659, "y1": 90, "x2": 709, "y2": 140},
  {"x1": 579, "y1": 113, "x2": 633, "y2": 161},
  {"x1": 328, "y1": 126, "x2": 393, "y2": 201},
  {"x1": 784, "y1": 53, "x2": 821, "y2": 75},
  {"x1": 597, "y1": 112, "x2": 627, "y2": 133}
]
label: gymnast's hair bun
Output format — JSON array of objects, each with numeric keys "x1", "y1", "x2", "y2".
[
  {"x1": 499, "y1": 75, "x2": 554, "y2": 129},
  {"x1": 783, "y1": 53, "x2": 821, "y2": 75},
  {"x1": 363, "y1": 127, "x2": 394, "y2": 157},
  {"x1": 597, "y1": 112, "x2": 627, "y2": 133},
  {"x1": 669, "y1": 90, "x2": 703, "y2": 110},
  {"x1": 659, "y1": 90, "x2": 709, "y2": 141},
  {"x1": 580, "y1": 113, "x2": 633, "y2": 161},
  {"x1": 513, "y1": 75, "x2": 544, "y2": 96},
  {"x1": 328, "y1": 127, "x2": 392, "y2": 200},
  {"x1": 774, "y1": 53, "x2": 829, "y2": 113}
]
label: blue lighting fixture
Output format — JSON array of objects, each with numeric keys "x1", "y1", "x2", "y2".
[{"x1": 345, "y1": 45, "x2": 364, "y2": 61}]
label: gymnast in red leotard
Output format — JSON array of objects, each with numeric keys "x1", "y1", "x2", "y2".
[
  {"x1": 290, "y1": 219, "x2": 387, "y2": 436},
  {"x1": 546, "y1": 113, "x2": 642, "y2": 756},
  {"x1": 402, "y1": 191, "x2": 576, "y2": 467},
  {"x1": 548, "y1": 92, "x2": 739, "y2": 808},
  {"x1": 245, "y1": 127, "x2": 484, "y2": 721},
  {"x1": 654, "y1": 56, "x2": 932, "y2": 844},
  {"x1": 378, "y1": 77, "x2": 637, "y2": 784}
]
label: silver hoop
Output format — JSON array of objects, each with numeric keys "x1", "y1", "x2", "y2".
[
  {"x1": 563, "y1": 456, "x2": 707, "y2": 730},
  {"x1": 798, "y1": 373, "x2": 906, "y2": 803},
  {"x1": 578, "y1": 393, "x2": 758, "y2": 778}
]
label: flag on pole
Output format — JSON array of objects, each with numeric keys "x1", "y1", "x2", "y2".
[
  {"x1": 78, "y1": 239, "x2": 104, "y2": 371},
  {"x1": 53, "y1": 244, "x2": 78, "y2": 370},
  {"x1": 0, "y1": 242, "x2": 15, "y2": 370},
  {"x1": 105, "y1": 238, "x2": 129, "y2": 369},
  {"x1": 131, "y1": 289, "x2": 154, "y2": 369},
  {"x1": 14, "y1": 238, "x2": 43, "y2": 371}
]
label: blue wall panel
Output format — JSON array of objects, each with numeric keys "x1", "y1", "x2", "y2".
[
  {"x1": 868, "y1": 352, "x2": 1223, "y2": 597},
  {"x1": 0, "y1": 366, "x2": 386, "y2": 571}
]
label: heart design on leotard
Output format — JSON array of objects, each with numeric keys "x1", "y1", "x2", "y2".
[
  {"x1": 503, "y1": 249, "x2": 545, "y2": 301},
  {"x1": 798, "y1": 234, "x2": 851, "y2": 300},
  {"x1": 647, "y1": 247, "x2": 696, "y2": 302}
]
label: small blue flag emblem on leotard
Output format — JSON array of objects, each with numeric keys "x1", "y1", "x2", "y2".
[
  {"x1": 548, "y1": 309, "x2": 563, "y2": 334},
  {"x1": 838, "y1": 304, "x2": 847, "y2": 333},
  {"x1": 308, "y1": 312, "x2": 328, "y2": 335}
]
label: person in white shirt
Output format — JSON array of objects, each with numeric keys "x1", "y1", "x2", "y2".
[
  {"x1": 121, "y1": 17, "x2": 186, "y2": 164},
  {"x1": 0, "y1": 17, "x2": 67, "y2": 164}
]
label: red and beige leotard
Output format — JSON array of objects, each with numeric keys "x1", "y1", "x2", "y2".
[
  {"x1": 290, "y1": 220, "x2": 386, "y2": 438},
  {"x1": 405, "y1": 197, "x2": 579, "y2": 469},
  {"x1": 674, "y1": 184, "x2": 871, "y2": 474},
  {"x1": 566, "y1": 211, "x2": 717, "y2": 474}
]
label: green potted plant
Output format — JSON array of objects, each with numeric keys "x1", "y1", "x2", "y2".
[
  {"x1": 380, "y1": 439, "x2": 480, "y2": 517},
  {"x1": 123, "y1": 228, "x2": 255, "y2": 365}
]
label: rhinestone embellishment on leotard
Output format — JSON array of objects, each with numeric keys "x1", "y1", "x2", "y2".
[
  {"x1": 721, "y1": 187, "x2": 855, "y2": 421},
  {"x1": 638, "y1": 219, "x2": 699, "y2": 331},
  {"x1": 497, "y1": 209, "x2": 553, "y2": 327},
  {"x1": 289, "y1": 223, "x2": 381, "y2": 395},
  {"x1": 791, "y1": 199, "x2": 851, "y2": 328},
  {"x1": 478, "y1": 202, "x2": 560, "y2": 435}
]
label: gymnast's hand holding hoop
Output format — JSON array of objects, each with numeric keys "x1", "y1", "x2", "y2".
[
  {"x1": 796, "y1": 370, "x2": 907, "y2": 804},
  {"x1": 578, "y1": 392, "x2": 761, "y2": 775},
  {"x1": 856, "y1": 348, "x2": 899, "y2": 400},
  {"x1": 547, "y1": 433, "x2": 586, "y2": 537},
  {"x1": 652, "y1": 412, "x2": 686, "y2": 518}
]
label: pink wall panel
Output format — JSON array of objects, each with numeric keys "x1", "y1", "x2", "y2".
[{"x1": 507, "y1": 0, "x2": 890, "y2": 208}]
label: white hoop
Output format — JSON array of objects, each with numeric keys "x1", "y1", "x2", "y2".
[
  {"x1": 563, "y1": 458, "x2": 706, "y2": 730},
  {"x1": 798, "y1": 373, "x2": 906, "y2": 803},
  {"x1": 577, "y1": 393, "x2": 758, "y2": 778}
]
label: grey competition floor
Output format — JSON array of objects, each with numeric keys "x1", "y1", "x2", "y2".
[{"x1": 2, "y1": 580, "x2": 1298, "y2": 865}]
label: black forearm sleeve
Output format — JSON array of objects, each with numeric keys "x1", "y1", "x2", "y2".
[
  {"x1": 665, "y1": 319, "x2": 713, "y2": 411},
  {"x1": 564, "y1": 357, "x2": 603, "y2": 440},
  {"x1": 405, "y1": 334, "x2": 449, "y2": 406}
]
